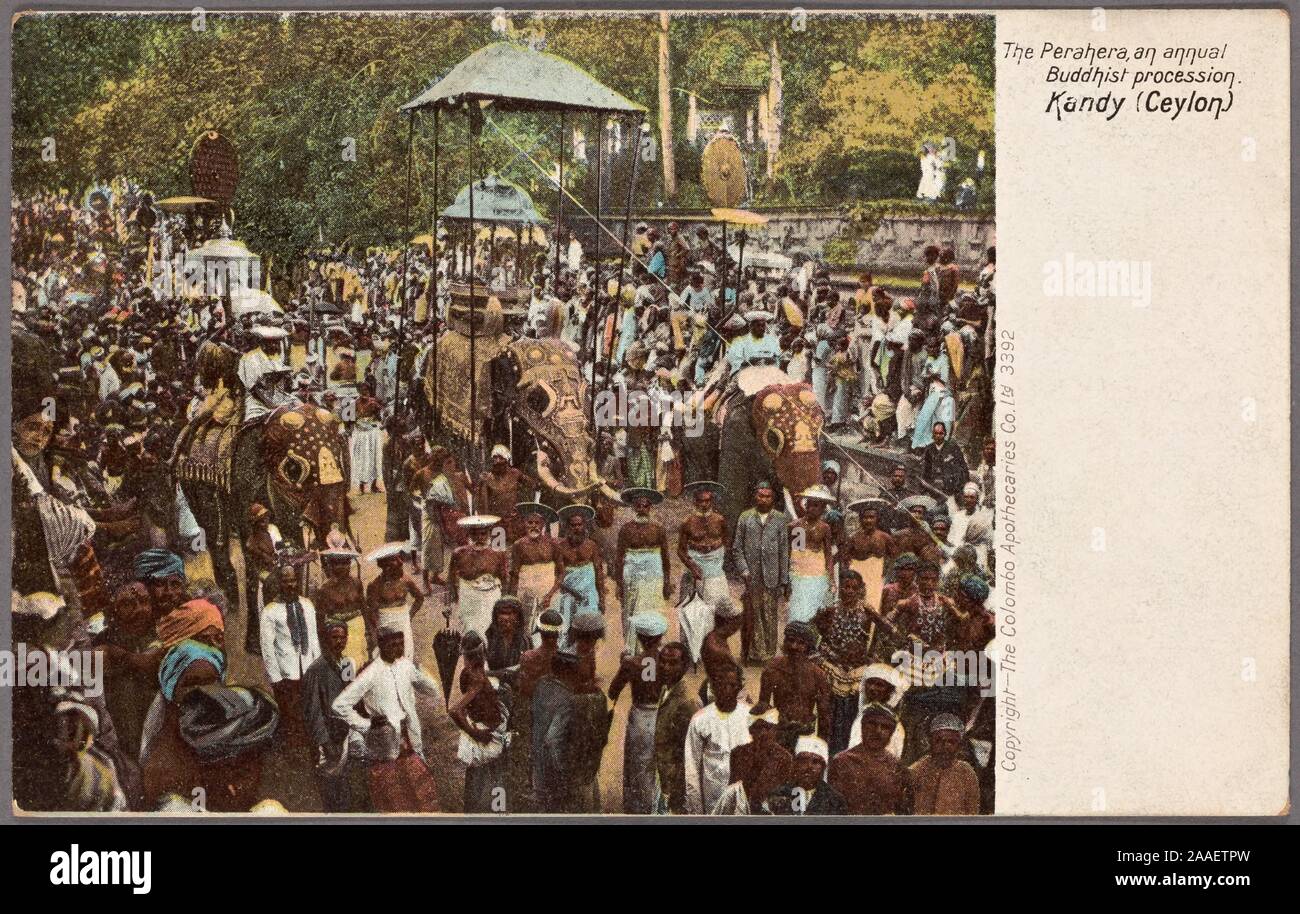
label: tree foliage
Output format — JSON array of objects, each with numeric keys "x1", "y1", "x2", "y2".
[{"x1": 12, "y1": 11, "x2": 994, "y2": 271}]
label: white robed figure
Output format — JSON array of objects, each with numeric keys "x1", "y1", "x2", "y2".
[
  {"x1": 684, "y1": 689, "x2": 752, "y2": 815},
  {"x1": 725, "y1": 312, "x2": 782, "y2": 373},
  {"x1": 916, "y1": 143, "x2": 947, "y2": 202},
  {"x1": 911, "y1": 380, "x2": 956, "y2": 451}
]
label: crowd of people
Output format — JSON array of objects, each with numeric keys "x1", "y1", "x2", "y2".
[{"x1": 11, "y1": 176, "x2": 997, "y2": 815}]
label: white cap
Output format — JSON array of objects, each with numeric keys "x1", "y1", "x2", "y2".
[{"x1": 794, "y1": 735, "x2": 829, "y2": 763}]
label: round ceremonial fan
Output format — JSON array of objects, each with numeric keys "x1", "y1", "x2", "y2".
[{"x1": 701, "y1": 133, "x2": 747, "y2": 209}]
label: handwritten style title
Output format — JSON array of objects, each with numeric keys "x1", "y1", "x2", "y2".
[{"x1": 1003, "y1": 41, "x2": 1236, "y2": 122}]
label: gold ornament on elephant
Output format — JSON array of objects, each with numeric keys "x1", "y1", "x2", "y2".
[{"x1": 754, "y1": 384, "x2": 824, "y2": 459}]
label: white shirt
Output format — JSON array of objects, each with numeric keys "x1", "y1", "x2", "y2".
[
  {"x1": 684, "y1": 701, "x2": 752, "y2": 814},
  {"x1": 331, "y1": 656, "x2": 443, "y2": 756},
  {"x1": 97, "y1": 362, "x2": 120, "y2": 401},
  {"x1": 259, "y1": 596, "x2": 321, "y2": 683}
]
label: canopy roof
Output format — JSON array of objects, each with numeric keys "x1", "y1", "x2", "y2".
[
  {"x1": 402, "y1": 41, "x2": 643, "y2": 115},
  {"x1": 441, "y1": 175, "x2": 546, "y2": 224}
]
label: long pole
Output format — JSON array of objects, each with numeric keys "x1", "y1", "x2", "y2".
[
  {"x1": 393, "y1": 111, "x2": 416, "y2": 415},
  {"x1": 554, "y1": 110, "x2": 565, "y2": 293},
  {"x1": 720, "y1": 220, "x2": 728, "y2": 309},
  {"x1": 431, "y1": 107, "x2": 440, "y2": 433},
  {"x1": 606, "y1": 114, "x2": 641, "y2": 394},
  {"x1": 590, "y1": 114, "x2": 603, "y2": 413},
  {"x1": 468, "y1": 108, "x2": 478, "y2": 472},
  {"x1": 736, "y1": 229, "x2": 747, "y2": 305}
]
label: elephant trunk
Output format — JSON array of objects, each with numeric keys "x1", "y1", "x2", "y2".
[{"x1": 774, "y1": 450, "x2": 823, "y2": 515}]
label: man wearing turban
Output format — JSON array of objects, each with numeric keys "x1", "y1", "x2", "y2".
[{"x1": 132, "y1": 548, "x2": 187, "y2": 622}]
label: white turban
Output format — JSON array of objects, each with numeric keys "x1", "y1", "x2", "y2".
[{"x1": 794, "y1": 736, "x2": 829, "y2": 764}]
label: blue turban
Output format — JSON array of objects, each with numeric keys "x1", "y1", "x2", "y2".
[
  {"x1": 133, "y1": 548, "x2": 185, "y2": 582},
  {"x1": 958, "y1": 574, "x2": 990, "y2": 603}
]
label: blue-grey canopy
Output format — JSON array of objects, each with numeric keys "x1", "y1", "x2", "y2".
[
  {"x1": 441, "y1": 175, "x2": 545, "y2": 224},
  {"x1": 402, "y1": 41, "x2": 644, "y2": 115}
]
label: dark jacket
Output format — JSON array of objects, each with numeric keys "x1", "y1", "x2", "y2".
[
  {"x1": 653, "y1": 678, "x2": 702, "y2": 814},
  {"x1": 302, "y1": 653, "x2": 353, "y2": 751}
]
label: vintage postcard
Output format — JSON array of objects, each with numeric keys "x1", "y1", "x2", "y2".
[{"x1": 2, "y1": 6, "x2": 1289, "y2": 825}]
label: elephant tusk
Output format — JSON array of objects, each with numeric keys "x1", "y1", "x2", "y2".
[
  {"x1": 784, "y1": 488, "x2": 800, "y2": 518},
  {"x1": 535, "y1": 452, "x2": 583, "y2": 496},
  {"x1": 599, "y1": 482, "x2": 623, "y2": 502}
]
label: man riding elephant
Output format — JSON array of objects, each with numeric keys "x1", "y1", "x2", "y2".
[{"x1": 175, "y1": 331, "x2": 352, "y2": 654}]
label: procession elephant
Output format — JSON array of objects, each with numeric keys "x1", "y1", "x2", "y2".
[
  {"x1": 490, "y1": 337, "x2": 623, "y2": 503},
  {"x1": 713, "y1": 366, "x2": 825, "y2": 542},
  {"x1": 423, "y1": 328, "x2": 621, "y2": 503},
  {"x1": 176, "y1": 342, "x2": 351, "y2": 652}
]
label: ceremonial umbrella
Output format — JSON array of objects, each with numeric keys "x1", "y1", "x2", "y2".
[
  {"x1": 432, "y1": 615, "x2": 462, "y2": 709},
  {"x1": 157, "y1": 195, "x2": 216, "y2": 213}
]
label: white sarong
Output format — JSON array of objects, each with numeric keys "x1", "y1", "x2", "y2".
[
  {"x1": 350, "y1": 421, "x2": 383, "y2": 487},
  {"x1": 458, "y1": 574, "x2": 502, "y2": 638}
]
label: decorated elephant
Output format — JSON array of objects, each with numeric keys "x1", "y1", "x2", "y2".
[
  {"x1": 710, "y1": 365, "x2": 825, "y2": 541},
  {"x1": 423, "y1": 317, "x2": 620, "y2": 503},
  {"x1": 175, "y1": 341, "x2": 351, "y2": 649}
]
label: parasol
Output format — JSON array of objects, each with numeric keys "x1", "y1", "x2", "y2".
[
  {"x1": 710, "y1": 207, "x2": 769, "y2": 227},
  {"x1": 157, "y1": 195, "x2": 216, "y2": 213},
  {"x1": 432, "y1": 612, "x2": 462, "y2": 709}
]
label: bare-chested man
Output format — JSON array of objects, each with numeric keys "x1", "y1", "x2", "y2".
[
  {"x1": 508, "y1": 503, "x2": 560, "y2": 636},
  {"x1": 478, "y1": 444, "x2": 539, "y2": 541},
  {"x1": 365, "y1": 542, "x2": 424, "y2": 661},
  {"x1": 759, "y1": 620, "x2": 832, "y2": 750},
  {"x1": 841, "y1": 501, "x2": 897, "y2": 612},
  {"x1": 313, "y1": 548, "x2": 368, "y2": 668},
  {"x1": 676, "y1": 481, "x2": 728, "y2": 610},
  {"x1": 615, "y1": 487, "x2": 672, "y2": 652},
  {"x1": 697, "y1": 597, "x2": 746, "y2": 707},
  {"x1": 451, "y1": 630, "x2": 510, "y2": 813},
  {"x1": 787, "y1": 485, "x2": 836, "y2": 624},
  {"x1": 608, "y1": 610, "x2": 668, "y2": 814},
  {"x1": 447, "y1": 515, "x2": 509, "y2": 638},
  {"x1": 545, "y1": 504, "x2": 606, "y2": 648},
  {"x1": 889, "y1": 560, "x2": 957, "y2": 652},
  {"x1": 829, "y1": 702, "x2": 913, "y2": 815}
]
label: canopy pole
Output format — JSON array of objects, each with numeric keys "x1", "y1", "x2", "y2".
[
  {"x1": 468, "y1": 105, "x2": 480, "y2": 473},
  {"x1": 514, "y1": 225, "x2": 522, "y2": 287},
  {"x1": 736, "y1": 228, "x2": 748, "y2": 307},
  {"x1": 588, "y1": 113, "x2": 603, "y2": 433},
  {"x1": 606, "y1": 114, "x2": 642, "y2": 398},
  {"x1": 393, "y1": 110, "x2": 417, "y2": 416},
  {"x1": 720, "y1": 221, "x2": 728, "y2": 312},
  {"x1": 431, "y1": 107, "x2": 440, "y2": 434},
  {"x1": 554, "y1": 110, "x2": 566, "y2": 294}
]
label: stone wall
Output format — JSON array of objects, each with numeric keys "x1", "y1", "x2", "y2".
[{"x1": 566, "y1": 207, "x2": 995, "y2": 276}]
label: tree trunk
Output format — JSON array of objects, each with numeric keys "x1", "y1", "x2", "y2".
[
  {"x1": 657, "y1": 11, "x2": 677, "y2": 203},
  {"x1": 767, "y1": 37, "x2": 783, "y2": 180}
]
